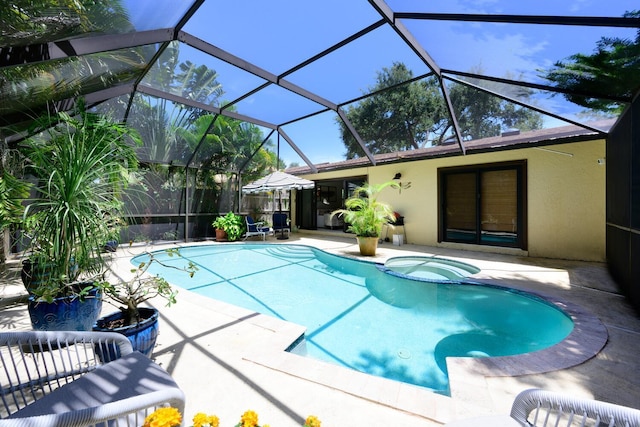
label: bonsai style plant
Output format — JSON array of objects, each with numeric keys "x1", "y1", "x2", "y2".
[
  {"x1": 95, "y1": 246, "x2": 197, "y2": 355},
  {"x1": 212, "y1": 212, "x2": 245, "y2": 241},
  {"x1": 330, "y1": 180, "x2": 399, "y2": 256},
  {"x1": 21, "y1": 102, "x2": 141, "y2": 330}
]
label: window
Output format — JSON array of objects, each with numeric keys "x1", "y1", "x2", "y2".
[{"x1": 439, "y1": 161, "x2": 527, "y2": 249}]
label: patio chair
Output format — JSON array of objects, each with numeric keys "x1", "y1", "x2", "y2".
[
  {"x1": 0, "y1": 330, "x2": 185, "y2": 427},
  {"x1": 244, "y1": 216, "x2": 270, "y2": 240},
  {"x1": 272, "y1": 213, "x2": 290, "y2": 238},
  {"x1": 446, "y1": 388, "x2": 640, "y2": 427}
]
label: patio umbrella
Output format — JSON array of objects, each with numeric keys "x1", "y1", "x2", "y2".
[
  {"x1": 241, "y1": 170, "x2": 315, "y2": 194},
  {"x1": 242, "y1": 171, "x2": 315, "y2": 239}
]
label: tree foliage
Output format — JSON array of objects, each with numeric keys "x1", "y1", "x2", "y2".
[
  {"x1": 541, "y1": 10, "x2": 640, "y2": 115},
  {"x1": 338, "y1": 62, "x2": 543, "y2": 159}
]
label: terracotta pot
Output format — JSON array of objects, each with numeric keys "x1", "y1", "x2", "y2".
[
  {"x1": 357, "y1": 236, "x2": 379, "y2": 256},
  {"x1": 215, "y1": 228, "x2": 227, "y2": 241}
]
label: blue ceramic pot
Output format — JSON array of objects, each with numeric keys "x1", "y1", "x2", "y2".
[
  {"x1": 93, "y1": 307, "x2": 159, "y2": 357},
  {"x1": 28, "y1": 287, "x2": 102, "y2": 331}
]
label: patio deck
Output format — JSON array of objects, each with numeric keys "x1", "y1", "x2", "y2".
[{"x1": 1, "y1": 234, "x2": 638, "y2": 427}]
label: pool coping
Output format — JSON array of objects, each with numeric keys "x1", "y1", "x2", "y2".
[{"x1": 196, "y1": 280, "x2": 607, "y2": 424}]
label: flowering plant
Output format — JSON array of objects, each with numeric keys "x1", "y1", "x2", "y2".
[{"x1": 143, "y1": 408, "x2": 321, "y2": 427}]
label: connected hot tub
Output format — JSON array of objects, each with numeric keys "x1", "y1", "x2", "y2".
[{"x1": 381, "y1": 256, "x2": 481, "y2": 281}]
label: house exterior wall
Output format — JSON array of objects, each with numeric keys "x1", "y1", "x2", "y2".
[{"x1": 300, "y1": 138, "x2": 606, "y2": 262}]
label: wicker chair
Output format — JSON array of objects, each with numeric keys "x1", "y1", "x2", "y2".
[{"x1": 0, "y1": 330, "x2": 185, "y2": 427}]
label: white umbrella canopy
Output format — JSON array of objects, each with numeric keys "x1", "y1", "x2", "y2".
[
  {"x1": 241, "y1": 170, "x2": 315, "y2": 193},
  {"x1": 242, "y1": 171, "x2": 315, "y2": 240}
]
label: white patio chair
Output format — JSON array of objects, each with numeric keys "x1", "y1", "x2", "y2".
[
  {"x1": 0, "y1": 330, "x2": 185, "y2": 427},
  {"x1": 510, "y1": 389, "x2": 640, "y2": 427},
  {"x1": 446, "y1": 389, "x2": 640, "y2": 427}
]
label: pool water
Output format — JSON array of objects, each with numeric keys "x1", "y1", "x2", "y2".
[{"x1": 136, "y1": 244, "x2": 573, "y2": 394}]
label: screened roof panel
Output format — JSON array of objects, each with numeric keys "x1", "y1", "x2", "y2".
[
  {"x1": 445, "y1": 80, "x2": 543, "y2": 141},
  {"x1": 194, "y1": 116, "x2": 277, "y2": 176},
  {"x1": 274, "y1": 133, "x2": 310, "y2": 171},
  {"x1": 1, "y1": 0, "x2": 638, "y2": 166},
  {"x1": 90, "y1": 93, "x2": 132, "y2": 123},
  {"x1": 279, "y1": 111, "x2": 343, "y2": 165},
  {"x1": 230, "y1": 84, "x2": 327, "y2": 125},
  {"x1": 1, "y1": 2, "x2": 133, "y2": 47},
  {"x1": 285, "y1": 24, "x2": 434, "y2": 105},
  {"x1": 338, "y1": 74, "x2": 458, "y2": 159},
  {"x1": 139, "y1": 41, "x2": 270, "y2": 108},
  {"x1": 124, "y1": 0, "x2": 196, "y2": 32},
  {"x1": 0, "y1": 0, "x2": 194, "y2": 49},
  {"x1": 401, "y1": 19, "x2": 638, "y2": 87},
  {"x1": 170, "y1": 45, "x2": 269, "y2": 109},
  {"x1": 447, "y1": 75, "x2": 618, "y2": 131},
  {"x1": 0, "y1": 44, "x2": 157, "y2": 136},
  {"x1": 127, "y1": 92, "x2": 208, "y2": 165},
  {"x1": 385, "y1": 0, "x2": 634, "y2": 17},
  {"x1": 183, "y1": 0, "x2": 382, "y2": 75}
]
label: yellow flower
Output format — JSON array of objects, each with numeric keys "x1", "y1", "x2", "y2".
[
  {"x1": 238, "y1": 410, "x2": 260, "y2": 427},
  {"x1": 143, "y1": 407, "x2": 182, "y2": 427},
  {"x1": 303, "y1": 415, "x2": 321, "y2": 427},
  {"x1": 193, "y1": 412, "x2": 220, "y2": 427}
]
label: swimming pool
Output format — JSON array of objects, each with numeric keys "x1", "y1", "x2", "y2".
[{"x1": 136, "y1": 244, "x2": 573, "y2": 394}]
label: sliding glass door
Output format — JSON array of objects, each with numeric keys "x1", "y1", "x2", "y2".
[{"x1": 440, "y1": 161, "x2": 526, "y2": 248}]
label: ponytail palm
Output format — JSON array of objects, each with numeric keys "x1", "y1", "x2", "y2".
[{"x1": 23, "y1": 107, "x2": 140, "y2": 300}]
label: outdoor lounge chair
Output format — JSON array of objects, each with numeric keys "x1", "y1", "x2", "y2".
[
  {"x1": 446, "y1": 388, "x2": 640, "y2": 427},
  {"x1": 244, "y1": 216, "x2": 270, "y2": 240},
  {"x1": 272, "y1": 213, "x2": 290, "y2": 238},
  {"x1": 0, "y1": 330, "x2": 185, "y2": 427}
]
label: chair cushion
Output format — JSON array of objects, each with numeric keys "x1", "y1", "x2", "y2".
[{"x1": 10, "y1": 352, "x2": 180, "y2": 417}]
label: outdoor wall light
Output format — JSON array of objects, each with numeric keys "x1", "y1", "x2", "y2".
[{"x1": 392, "y1": 172, "x2": 411, "y2": 193}]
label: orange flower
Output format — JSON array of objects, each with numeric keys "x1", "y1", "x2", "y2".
[{"x1": 143, "y1": 407, "x2": 182, "y2": 427}]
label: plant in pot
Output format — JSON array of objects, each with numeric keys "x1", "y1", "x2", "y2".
[
  {"x1": 21, "y1": 103, "x2": 141, "y2": 331},
  {"x1": 95, "y1": 247, "x2": 197, "y2": 356},
  {"x1": 330, "y1": 180, "x2": 399, "y2": 256},
  {"x1": 212, "y1": 212, "x2": 245, "y2": 242}
]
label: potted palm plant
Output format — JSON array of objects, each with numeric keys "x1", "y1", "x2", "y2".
[
  {"x1": 22, "y1": 102, "x2": 141, "y2": 331},
  {"x1": 330, "y1": 180, "x2": 399, "y2": 256},
  {"x1": 212, "y1": 212, "x2": 245, "y2": 241},
  {"x1": 94, "y1": 246, "x2": 197, "y2": 356}
]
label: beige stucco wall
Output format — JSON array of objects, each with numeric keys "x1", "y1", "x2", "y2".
[{"x1": 300, "y1": 139, "x2": 606, "y2": 262}]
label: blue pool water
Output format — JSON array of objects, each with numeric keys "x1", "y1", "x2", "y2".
[{"x1": 136, "y1": 244, "x2": 573, "y2": 394}]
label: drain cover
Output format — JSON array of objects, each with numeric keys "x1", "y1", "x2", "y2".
[{"x1": 397, "y1": 348, "x2": 411, "y2": 359}]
